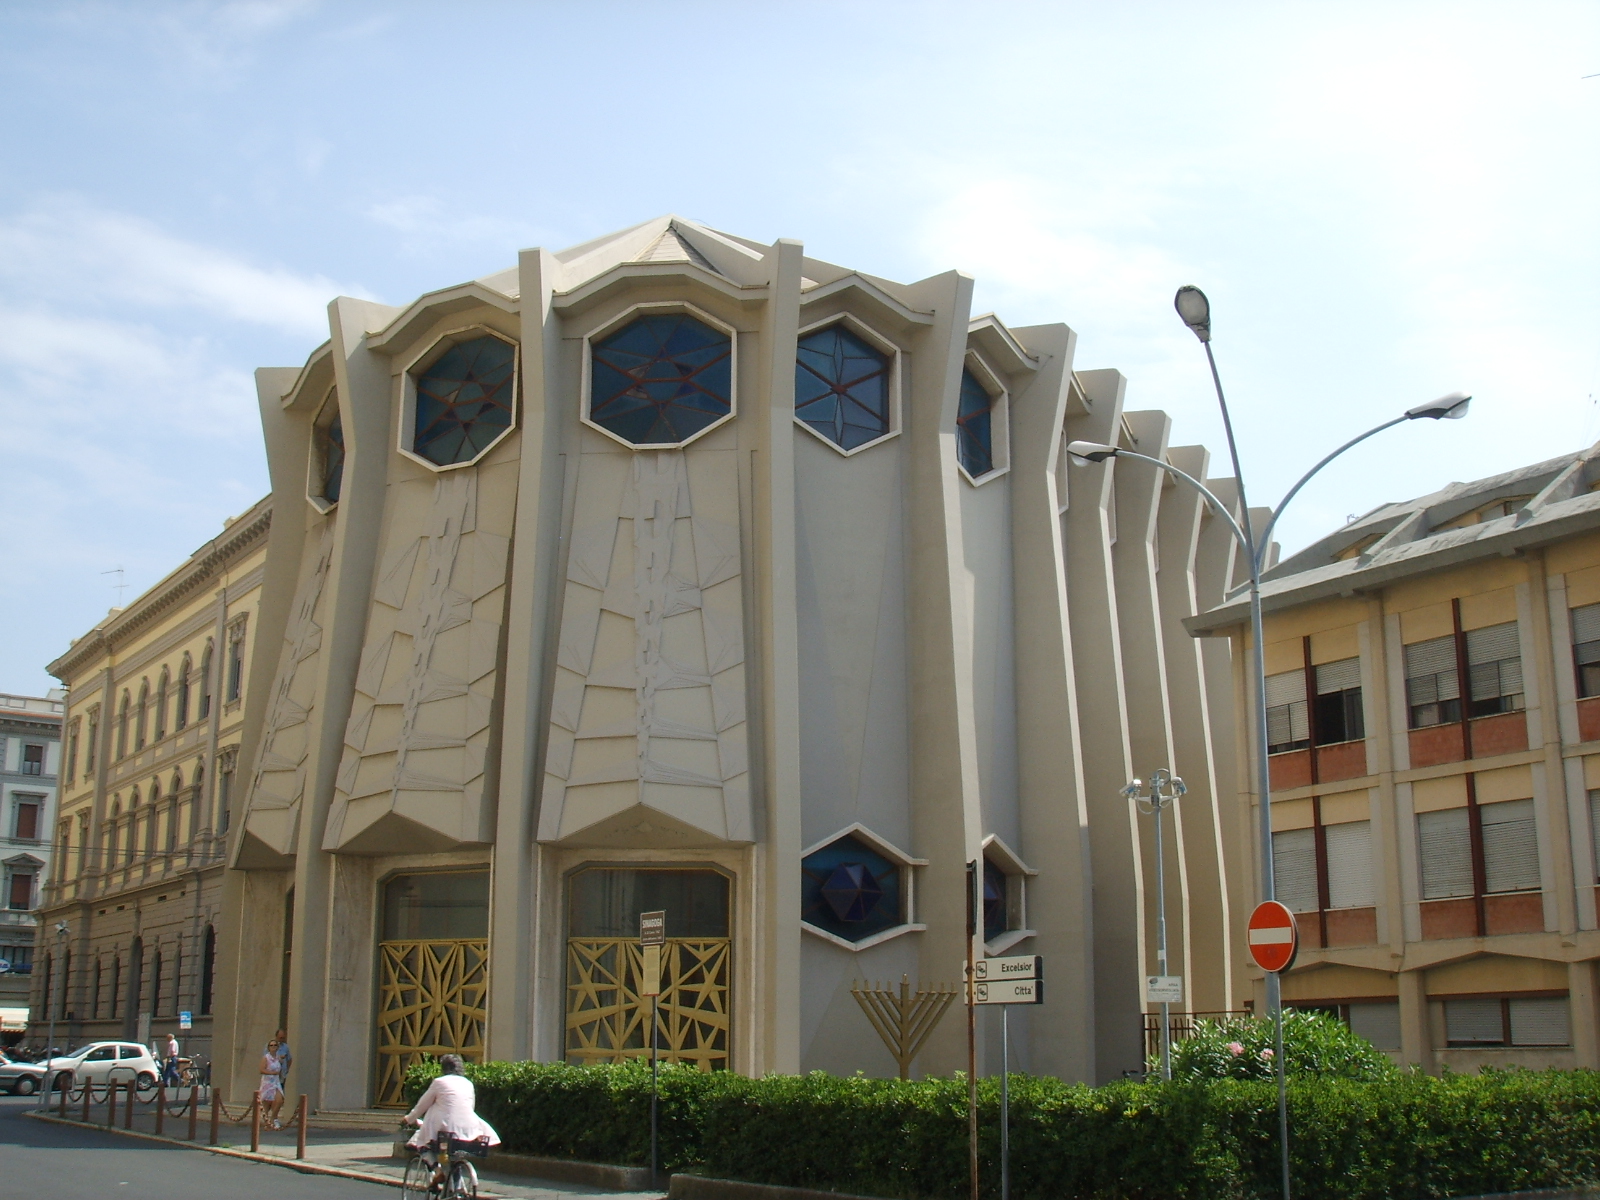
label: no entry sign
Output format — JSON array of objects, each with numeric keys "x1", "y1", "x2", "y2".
[{"x1": 1247, "y1": 901, "x2": 1299, "y2": 973}]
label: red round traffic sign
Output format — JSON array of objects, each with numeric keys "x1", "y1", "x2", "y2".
[{"x1": 1247, "y1": 901, "x2": 1299, "y2": 973}]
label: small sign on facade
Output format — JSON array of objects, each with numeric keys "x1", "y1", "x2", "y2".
[
  {"x1": 975, "y1": 979, "x2": 1043, "y2": 1005},
  {"x1": 639, "y1": 910, "x2": 666, "y2": 947},
  {"x1": 179, "y1": 1011, "x2": 192, "y2": 1030},
  {"x1": 639, "y1": 944, "x2": 662, "y2": 998},
  {"x1": 1145, "y1": 975, "x2": 1184, "y2": 1004},
  {"x1": 974, "y1": 954, "x2": 1042, "y2": 982}
]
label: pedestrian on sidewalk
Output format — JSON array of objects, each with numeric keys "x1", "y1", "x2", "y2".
[
  {"x1": 273, "y1": 1027, "x2": 292, "y2": 1093},
  {"x1": 258, "y1": 1041, "x2": 286, "y2": 1130},
  {"x1": 163, "y1": 1033, "x2": 181, "y2": 1086}
]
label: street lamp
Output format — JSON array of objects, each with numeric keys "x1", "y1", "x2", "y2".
[
  {"x1": 1124, "y1": 770, "x2": 1186, "y2": 1081},
  {"x1": 1068, "y1": 287, "x2": 1470, "y2": 1200}
]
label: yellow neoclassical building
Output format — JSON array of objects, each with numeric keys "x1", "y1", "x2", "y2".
[
  {"x1": 1191, "y1": 448, "x2": 1600, "y2": 1071},
  {"x1": 33, "y1": 500, "x2": 270, "y2": 1063}
]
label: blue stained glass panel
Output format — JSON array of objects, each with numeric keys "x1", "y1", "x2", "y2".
[
  {"x1": 983, "y1": 858, "x2": 1008, "y2": 941},
  {"x1": 801, "y1": 834, "x2": 901, "y2": 941},
  {"x1": 794, "y1": 324, "x2": 890, "y2": 451},
  {"x1": 590, "y1": 313, "x2": 733, "y2": 446},
  {"x1": 321, "y1": 413, "x2": 344, "y2": 503},
  {"x1": 957, "y1": 368, "x2": 995, "y2": 478},
  {"x1": 412, "y1": 335, "x2": 517, "y2": 466}
]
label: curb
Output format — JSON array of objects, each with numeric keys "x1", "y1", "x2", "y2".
[
  {"x1": 668, "y1": 1178, "x2": 888, "y2": 1200},
  {"x1": 22, "y1": 1110, "x2": 404, "y2": 1190}
]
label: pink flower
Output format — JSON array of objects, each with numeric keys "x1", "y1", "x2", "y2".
[
  {"x1": 1227, "y1": 1042, "x2": 1245, "y2": 1056},
  {"x1": 1260, "y1": 1048, "x2": 1275, "y2": 1060}
]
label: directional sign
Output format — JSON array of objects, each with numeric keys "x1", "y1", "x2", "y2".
[
  {"x1": 1145, "y1": 975, "x2": 1183, "y2": 1003},
  {"x1": 974, "y1": 954, "x2": 1042, "y2": 983},
  {"x1": 975, "y1": 978, "x2": 1043, "y2": 1005},
  {"x1": 639, "y1": 911, "x2": 666, "y2": 947},
  {"x1": 1247, "y1": 901, "x2": 1299, "y2": 973}
]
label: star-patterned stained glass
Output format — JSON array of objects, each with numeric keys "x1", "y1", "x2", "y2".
[
  {"x1": 983, "y1": 858, "x2": 1008, "y2": 941},
  {"x1": 801, "y1": 834, "x2": 902, "y2": 942},
  {"x1": 957, "y1": 367, "x2": 996, "y2": 478},
  {"x1": 794, "y1": 324, "x2": 890, "y2": 451},
  {"x1": 589, "y1": 313, "x2": 732, "y2": 446},
  {"x1": 412, "y1": 335, "x2": 517, "y2": 467},
  {"x1": 319, "y1": 411, "x2": 345, "y2": 503}
]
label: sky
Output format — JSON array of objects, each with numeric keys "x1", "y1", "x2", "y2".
[{"x1": 0, "y1": 1, "x2": 1596, "y2": 694}]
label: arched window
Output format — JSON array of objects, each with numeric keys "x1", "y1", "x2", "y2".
[
  {"x1": 116, "y1": 691, "x2": 130, "y2": 759},
  {"x1": 154, "y1": 668, "x2": 169, "y2": 741},
  {"x1": 110, "y1": 957, "x2": 120, "y2": 1020},
  {"x1": 135, "y1": 679, "x2": 149, "y2": 751},
  {"x1": 145, "y1": 781, "x2": 160, "y2": 859},
  {"x1": 108, "y1": 798, "x2": 122, "y2": 866},
  {"x1": 198, "y1": 641, "x2": 213, "y2": 719},
  {"x1": 199, "y1": 926, "x2": 215, "y2": 1015},
  {"x1": 150, "y1": 949, "x2": 162, "y2": 1020},
  {"x1": 175, "y1": 655, "x2": 191, "y2": 730},
  {"x1": 93, "y1": 959, "x2": 102, "y2": 1018}
]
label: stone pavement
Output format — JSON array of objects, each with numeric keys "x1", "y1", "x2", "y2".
[{"x1": 24, "y1": 1095, "x2": 664, "y2": 1200}]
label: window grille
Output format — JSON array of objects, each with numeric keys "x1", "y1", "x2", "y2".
[
  {"x1": 1417, "y1": 807, "x2": 1474, "y2": 898},
  {"x1": 1266, "y1": 669, "x2": 1310, "y2": 753},
  {"x1": 1465, "y1": 622, "x2": 1524, "y2": 717},
  {"x1": 1509, "y1": 997, "x2": 1569, "y2": 1046},
  {"x1": 1271, "y1": 828, "x2": 1319, "y2": 913},
  {"x1": 1574, "y1": 603, "x2": 1600, "y2": 697},
  {"x1": 1480, "y1": 798, "x2": 1540, "y2": 893},
  {"x1": 1314, "y1": 657, "x2": 1365, "y2": 745},
  {"x1": 1405, "y1": 636, "x2": 1460, "y2": 728},
  {"x1": 1325, "y1": 820, "x2": 1373, "y2": 908}
]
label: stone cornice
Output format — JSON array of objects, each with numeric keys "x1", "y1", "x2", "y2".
[{"x1": 49, "y1": 499, "x2": 273, "y2": 683}]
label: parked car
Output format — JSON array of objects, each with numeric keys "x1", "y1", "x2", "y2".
[
  {"x1": 0, "y1": 1049, "x2": 47, "y2": 1096},
  {"x1": 46, "y1": 1042, "x2": 159, "y2": 1090}
]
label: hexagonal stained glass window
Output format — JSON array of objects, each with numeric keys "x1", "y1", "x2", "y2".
[
  {"x1": 589, "y1": 312, "x2": 732, "y2": 447},
  {"x1": 412, "y1": 334, "x2": 517, "y2": 467},
  {"x1": 795, "y1": 324, "x2": 890, "y2": 452},
  {"x1": 801, "y1": 834, "x2": 902, "y2": 942},
  {"x1": 318, "y1": 412, "x2": 345, "y2": 504},
  {"x1": 957, "y1": 367, "x2": 995, "y2": 479}
]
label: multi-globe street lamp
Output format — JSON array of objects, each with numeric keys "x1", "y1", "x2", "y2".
[
  {"x1": 1070, "y1": 284, "x2": 1469, "y2": 1200},
  {"x1": 1124, "y1": 769, "x2": 1187, "y2": 1081}
]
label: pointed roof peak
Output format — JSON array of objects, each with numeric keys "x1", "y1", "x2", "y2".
[{"x1": 632, "y1": 224, "x2": 721, "y2": 274}]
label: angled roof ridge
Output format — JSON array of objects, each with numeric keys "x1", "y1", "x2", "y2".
[{"x1": 633, "y1": 225, "x2": 722, "y2": 274}]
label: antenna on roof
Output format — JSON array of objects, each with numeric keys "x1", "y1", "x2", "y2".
[{"x1": 101, "y1": 566, "x2": 127, "y2": 606}]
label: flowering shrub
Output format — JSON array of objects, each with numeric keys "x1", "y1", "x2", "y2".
[{"x1": 1165, "y1": 1010, "x2": 1396, "y2": 1081}]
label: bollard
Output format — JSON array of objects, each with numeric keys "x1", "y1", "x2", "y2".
[
  {"x1": 188, "y1": 1084, "x2": 198, "y2": 1141},
  {"x1": 209, "y1": 1091, "x2": 220, "y2": 1146},
  {"x1": 124, "y1": 1081, "x2": 134, "y2": 1129},
  {"x1": 81, "y1": 1080, "x2": 91, "y2": 1123},
  {"x1": 105, "y1": 1081, "x2": 116, "y2": 1127},
  {"x1": 155, "y1": 1084, "x2": 165, "y2": 1135},
  {"x1": 57, "y1": 1075, "x2": 67, "y2": 1118},
  {"x1": 249, "y1": 1093, "x2": 260, "y2": 1154},
  {"x1": 295, "y1": 1095, "x2": 307, "y2": 1160}
]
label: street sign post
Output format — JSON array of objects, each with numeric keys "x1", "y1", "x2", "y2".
[
  {"x1": 1248, "y1": 901, "x2": 1298, "y2": 1200},
  {"x1": 640, "y1": 910, "x2": 666, "y2": 1185},
  {"x1": 973, "y1": 955, "x2": 1042, "y2": 983},
  {"x1": 1145, "y1": 975, "x2": 1183, "y2": 1004},
  {"x1": 975, "y1": 954, "x2": 1044, "y2": 1200},
  {"x1": 179, "y1": 1011, "x2": 192, "y2": 1031},
  {"x1": 974, "y1": 979, "x2": 1042, "y2": 1005}
]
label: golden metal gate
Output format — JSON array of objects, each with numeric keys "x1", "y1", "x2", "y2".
[
  {"x1": 374, "y1": 938, "x2": 488, "y2": 1106},
  {"x1": 565, "y1": 938, "x2": 729, "y2": 1069}
]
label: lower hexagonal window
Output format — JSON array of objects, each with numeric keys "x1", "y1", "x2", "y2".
[{"x1": 801, "y1": 833, "x2": 902, "y2": 942}]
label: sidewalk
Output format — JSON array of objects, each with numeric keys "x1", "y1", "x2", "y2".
[{"x1": 25, "y1": 1100, "x2": 664, "y2": 1200}]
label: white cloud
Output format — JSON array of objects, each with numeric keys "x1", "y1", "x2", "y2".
[{"x1": 364, "y1": 195, "x2": 552, "y2": 256}]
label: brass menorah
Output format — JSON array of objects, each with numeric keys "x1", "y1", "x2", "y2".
[{"x1": 850, "y1": 974, "x2": 961, "y2": 1080}]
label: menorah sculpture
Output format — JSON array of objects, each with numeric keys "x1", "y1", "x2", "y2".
[{"x1": 850, "y1": 974, "x2": 961, "y2": 1080}]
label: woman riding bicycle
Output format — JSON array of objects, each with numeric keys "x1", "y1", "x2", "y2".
[{"x1": 401, "y1": 1054, "x2": 499, "y2": 1192}]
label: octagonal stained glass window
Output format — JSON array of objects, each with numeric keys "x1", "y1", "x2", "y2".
[
  {"x1": 412, "y1": 334, "x2": 517, "y2": 467},
  {"x1": 795, "y1": 324, "x2": 890, "y2": 452},
  {"x1": 957, "y1": 367, "x2": 996, "y2": 479},
  {"x1": 319, "y1": 412, "x2": 345, "y2": 504},
  {"x1": 801, "y1": 834, "x2": 902, "y2": 942},
  {"x1": 589, "y1": 312, "x2": 732, "y2": 447}
]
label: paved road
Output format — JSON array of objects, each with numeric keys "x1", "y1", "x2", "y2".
[{"x1": 0, "y1": 1093, "x2": 394, "y2": 1199}]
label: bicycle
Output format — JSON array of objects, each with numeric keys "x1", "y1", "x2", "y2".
[{"x1": 400, "y1": 1129, "x2": 489, "y2": 1199}]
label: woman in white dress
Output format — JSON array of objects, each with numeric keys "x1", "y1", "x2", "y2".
[
  {"x1": 257, "y1": 1040, "x2": 286, "y2": 1129},
  {"x1": 403, "y1": 1054, "x2": 500, "y2": 1152}
]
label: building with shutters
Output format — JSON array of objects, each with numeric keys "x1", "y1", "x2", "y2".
[
  {"x1": 0, "y1": 690, "x2": 64, "y2": 1042},
  {"x1": 212, "y1": 215, "x2": 1254, "y2": 1110},
  {"x1": 32, "y1": 501, "x2": 271, "y2": 1060},
  {"x1": 1189, "y1": 445, "x2": 1600, "y2": 1070}
]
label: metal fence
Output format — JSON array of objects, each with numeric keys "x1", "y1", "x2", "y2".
[{"x1": 1142, "y1": 1010, "x2": 1255, "y2": 1063}]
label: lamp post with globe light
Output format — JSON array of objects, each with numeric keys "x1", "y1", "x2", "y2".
[{"x1": 1068, "y1": 286, "x2": 1469, "y2": 1200}]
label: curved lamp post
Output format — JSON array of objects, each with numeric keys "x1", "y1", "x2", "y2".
[{"x1": 1070, "y1": 285, "x2": 1469, "y2": 1200}]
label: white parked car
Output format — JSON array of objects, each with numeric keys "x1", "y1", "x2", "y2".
[{"x1": 46, "y1": 1041, "x2": 159, "y2": 1090}]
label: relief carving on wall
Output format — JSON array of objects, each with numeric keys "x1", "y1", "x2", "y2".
[
  {"x1": 323, "y1": 468, "x2": 509, "y2": 851},
  {"x1": 539, "y1": 447, "x2": 752, "y2": 847}
]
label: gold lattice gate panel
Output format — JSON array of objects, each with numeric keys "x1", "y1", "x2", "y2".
[
  {"x1": 375, "y1": 939, "x2": 488, "y2": 1106},
  {"x1": 566, "y1": 938, "x2": 730, "y2": 1070}
]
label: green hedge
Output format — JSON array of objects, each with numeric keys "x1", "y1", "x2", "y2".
[{"x1": 404, "y1": 1060, "x2": 1600, "y2": 1200}]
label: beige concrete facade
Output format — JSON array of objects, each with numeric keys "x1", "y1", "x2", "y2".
[
  {"x1": 35, "y1": 500, "x2": 270, "y2": 1063},
  {"x1": 213, "y1": 217, "x2": 1248, "y2": 1107},
  {"x1": 1191, "y1": 448, "x2": 1600, "y2": 1070}
]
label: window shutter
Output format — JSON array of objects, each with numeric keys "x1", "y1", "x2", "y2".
[
  {"x1": 1265, "y1": 670, "x2": 1307, "y2": 708},
  {"x1": 1445, "y1": 998, "x2": 1504, "y2": 1044},
  {"x1": 1266, "y1": 670, "x2": 1309, "y2": 748},
  {"x1": 1508, "y1": 997, "x2": 1569, "y2": 1046},
  {"x1": 1417, "y1": 808, "x2": 1474, "y2": 899},
  {"x1": 1466, "y1": 622, "x2": 1519, "y2": 665},
  {"x1": 7, "y1": 872, "x2": 31, "y2": 910},
  {"x1": 1348, "y1": 1000, "x2": 1401, "y2": 1051},
  {"x1": 1315, "y1": 657, "x2": 1361, "y2": 694},
  {"x1": 1405, "y1": 636, "x2": 1458, "y2": 683},
  {"x1": 1325, "y1": 820, "x2": 1373, "y2": 908},
  {"x1": 1573, "y1": 603, "x2": 1600, "y2": 647},
  {"x1": 1590, "y1": 790, "x2": 1600, "y2": 884},
  {"x1": 15, "y1": 802, "x2": 38, "y2": 841},
  {"x1": 1272, "y1": 828, "x2": 1319, "y2": 913},
  {"x1": 1480, "y1": 798, "x2": 1540, "y2": 894}
]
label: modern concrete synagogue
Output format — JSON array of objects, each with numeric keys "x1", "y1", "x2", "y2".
[{"x1": 213, "y1": 216, "x2": 1250, "y2": 1109}]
